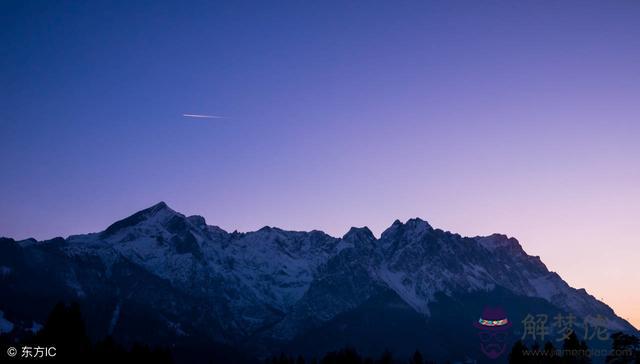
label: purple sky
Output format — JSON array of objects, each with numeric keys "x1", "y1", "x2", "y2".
[{"x1": 1, "y1": 1, "x2": 639, "y2": 327}]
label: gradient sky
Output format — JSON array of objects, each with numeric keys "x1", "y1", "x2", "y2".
[{"x1": 1, "y1": 1, "x2": 639, "y2": 328}]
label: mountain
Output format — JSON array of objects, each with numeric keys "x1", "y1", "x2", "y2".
[{"x1": 0, "y1": 202, "x2": 636, "y2": 363}]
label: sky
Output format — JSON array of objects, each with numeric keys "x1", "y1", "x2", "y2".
[{"x1": 1, "y1": 1, "x2": 638, "y2": 328}]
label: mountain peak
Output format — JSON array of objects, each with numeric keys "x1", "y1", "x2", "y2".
[
  {"x1": 145, "y1": 201, "x2": 170, "y2": 213},
  {"x1": 342, "y1": 226, "x2": 375, "y2": 242},
  {"x1": 380, "y1": 217, "x2": 431, "y2": 240},
  {"x1": 186, "y1": 215, "x2": 206, "y2": 228},
  {"x1": 476, "y1": 233, "x2": 521, "y2": 251},
  {"x1": 405, "y1": 217, "x2": 432, "y2": 230},
  {"x1": 101, "y1": 201, "x2": 179, "y2": 237}
]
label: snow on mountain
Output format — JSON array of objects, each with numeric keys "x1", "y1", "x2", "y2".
[{"x1": 1, "y1": 202, "x2": 636, "y2": 346}]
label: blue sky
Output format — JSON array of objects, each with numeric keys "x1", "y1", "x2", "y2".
[{"x1": 1, "y1": 1, "x2": 639, "y2": 326}]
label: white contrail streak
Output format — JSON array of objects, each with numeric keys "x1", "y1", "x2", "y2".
[{"x1": 182, "y1": 113, "x2": 226, "y2": 119}]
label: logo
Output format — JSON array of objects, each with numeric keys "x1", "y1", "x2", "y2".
[
  {"x1": 474, "y1": 306, "x2": 511, "y2": 359},
  {"x1": 7, "y1": 346, "x2": 17, "y2": 357}
]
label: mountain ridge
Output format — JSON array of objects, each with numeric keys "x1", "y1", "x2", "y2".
[{"x1": 0, "y1": 201, "x2": 637, "y2": 362}]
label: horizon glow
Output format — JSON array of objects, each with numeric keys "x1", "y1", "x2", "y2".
[{"x1": 1, "y1": 1, "x2": 638, "y2": 328}]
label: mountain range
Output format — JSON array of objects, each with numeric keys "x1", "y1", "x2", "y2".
[{"x1": 0, "y1": 202, "x2": 636, "y2": 363}]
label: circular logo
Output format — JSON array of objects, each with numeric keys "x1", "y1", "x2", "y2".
[{"x1": 7, "y1": 346, "x2": 17, "y2": 357}]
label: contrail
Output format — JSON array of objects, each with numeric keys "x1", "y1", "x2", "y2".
[{"x1": 183, "y1": 113, "x2": 226, "y2": 119}]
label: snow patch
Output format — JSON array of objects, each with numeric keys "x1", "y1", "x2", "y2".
[
  {"x1": 476, "y1": 234, "x2": 514, "y2": 251},
  {"x1": 378, "y1": 267, "x2": 431, "y2": 315},
  {"x1": 66, "y1": 272, "x2": 86, "y2": 298}
]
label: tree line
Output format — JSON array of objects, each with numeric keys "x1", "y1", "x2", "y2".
[
  {"x1": 0, "y1": 302, "x2": 172, "y2": 364},
  {"x1": 2, "y1": 302, "x2": 638, "y2": 364},
  {"x1": 265, "y1": 347, "x2": 434, "y2": 364}
]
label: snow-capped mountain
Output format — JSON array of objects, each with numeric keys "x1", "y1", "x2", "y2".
[{"x1": 0, "y1": 202, "x2": 636, "y2": 362}]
